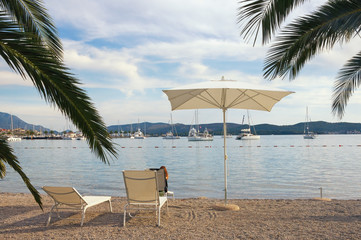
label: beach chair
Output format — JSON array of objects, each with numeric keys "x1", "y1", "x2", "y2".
[
  {"x1": 122, "y1": 170, "x2": 168, "y2": 226},
  {"x1": 42, "y1": 186, "x2": 112, "y2": 227}
]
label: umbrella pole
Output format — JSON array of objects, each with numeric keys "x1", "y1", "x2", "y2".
[{"x1": 223, "y1": 108, "x2": 227, "y2": 205}]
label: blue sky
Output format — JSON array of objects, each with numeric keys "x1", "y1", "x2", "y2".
[{"x1": 1, "y1": 0, "x2": 361, "y2": 131}]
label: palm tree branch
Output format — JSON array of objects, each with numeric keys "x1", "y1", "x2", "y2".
[
  {"x1": 264, "y1": 0, "x2": 361, "y2": 80},
  {"x1": 0, "y1": 32, "x2": 117, "y2": 163},
  {"x1": 0, "y1": 0, "x2": 62, "y2": 57},
  {"x1": 332, "y1": 51, "x2": 361, "y2": 118},
  {"x1": 238, "y1": 0, "x2": 308, "y2": 45},
  {"x1": 0, "y1": 140, "x2": 42, "y2": 209}
]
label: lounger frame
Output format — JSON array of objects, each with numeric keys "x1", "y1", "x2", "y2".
[
  {"x1": 42, "y1": 186, "x2": 112, "y2": 226},
  {"x1": 122, "y1": 170, "x2": 168, "y2": 226}
]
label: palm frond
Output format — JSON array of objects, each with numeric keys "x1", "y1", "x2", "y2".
[
  {"x1": 0, "y1": 140, "x2": 42, "y2": 209},
  {"x1": 238, "y1": 0, "x2": 308, "y2": 45},
  {"x1": 0, "y1": 16, "x2": 117, "y2": 163},
  {"x1": 0, "y1": 0, "x2": 62, "y2": 57},
  {"x1": 0, "y1": 35, "x2": 117, "y2": 163},
  {"x1": 332, "y1": 51, "x2": 361, "y2": 119},
  {"x1": 264, "y1": 0, "x2": 361, "y2": 80}
]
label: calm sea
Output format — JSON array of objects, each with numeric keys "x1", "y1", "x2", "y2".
[{"x1": 2, "y1": 135, "x2": 361, "y2": 200}]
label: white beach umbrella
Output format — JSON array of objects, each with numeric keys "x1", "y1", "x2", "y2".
[{"x1": 163, "y1": 76, "x2": 294, "y2": 205}]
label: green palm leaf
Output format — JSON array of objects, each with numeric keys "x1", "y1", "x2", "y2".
[
  {"x1": 263, "y1": 0, "x2": 361, "y2": 80},
  {"x1": 0, "y1": 140, "x2": 42, "y2": 209},
  {"x1": 0, "y1": 0, "x2": 62, "y2": 57},
  {"x1": 238, "y1": 0, "x2": 308, "y2": 45},
  {"x1": 0, "y1": 28, "x2": 117, "y2": 163},
  {"x1": 332, "y1": 52, "x2": 361, "y2": 118},
  {"x1": 0, "y1": 0, "x2": 117, "y2": 209}
]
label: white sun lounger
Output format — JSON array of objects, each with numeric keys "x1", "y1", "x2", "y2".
[
  {"x1": 122, "y1": 170, "x2": 168, "y2": 226},
  {"x1": 42, "y1": 186, "x2": 112, "y2": 226}
]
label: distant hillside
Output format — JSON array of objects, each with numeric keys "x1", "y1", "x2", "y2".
[
  {"x1": 2, "y1": 111, "x2": 361, "y2": 135},
  {"x1": 107, "y1": 121, "x2": 361, "y2": 136},
  {"x1": 0, "y1": 112, "x2": 50, "y2": 132}
]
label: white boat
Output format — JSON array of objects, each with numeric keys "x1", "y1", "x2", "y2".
[
  {"x1": 134, "y1": 128, "x2": 145, "y2": 139},
  {"x1": 187, "y1": 110, "x2": 213, "y2": 141},
  {"x1": 236, "y1": 128, "x2": 260, "y2": 140},
  {"x1": 188, "y1": 127, "x2": 213, "y2": 141},
  {"x1": 236, "y1": 111, "x2": 260, "y2": 140},
  {"x1": 7, "y1": 114, "x2": 21, "y2": 142},
  {"x1": 7, "y1": 136, "x2": 22, "y2": 141},
  {"x1": 304, "y1": 106, "x2": 316, "y2": 139},
  {"x1": 163, "y1": 114, "x2": 180, "y2": 139},
  {"x1": 163, "y1": 131, "x2": 180, "y2": 139},
  {"x1": 129, "y1": 124, "x2": 135, "y2": 139}
]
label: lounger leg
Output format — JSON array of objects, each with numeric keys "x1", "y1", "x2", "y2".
[
  {"x1": 81, "y1": 207, "x2": 87, "y2": 227},
  {"x1": 46, "y1": 204, "x2": 56, "y2": 227},
  {"x1": 166, "y1": 200, "x2": 169, "y2": 214},
  {"x1": 123, "y1": 204, "x2": 128, "y2": 227},
  {"x1": 158, "y1": 206, "x2": 161, "y2": 226},
  {"x1": 109, "y1": 200, "x2": 113, "y2": 213}
]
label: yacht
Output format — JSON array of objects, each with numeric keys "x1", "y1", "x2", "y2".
[
  {"x1": 163, "y1": 131, "x2": 180, "y2": 139},
  {"x1": 235, "y1": 128, "x2": 260, "y2": 140},
  {"x1": 7, "y1": 114, "x2": 21, "y2": 142},
  {"x1": 187, "y1": 110, "x2": 213, "y2": 141},
  {"x1": 163, "y1": 114, "x2": 180, "y2": 139},
  {"x1": 7, "y1": 136, "x2": 22, "y2": 142},
  {"x1": 304, "y1": 106, "x2": 316, "y2": 139},
  {"x1": 188, "y1": 127, "x2": 213, "y2": 141},
  {"x1": 236, "y1": 111, "x2": 260, "y2": 140},
  {"x1": 134, "y1": 128, "x2": 145, "y2": 139}
]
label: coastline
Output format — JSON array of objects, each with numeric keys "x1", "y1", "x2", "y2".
[{"x1": 1, "y1": 192, "x2": 361, "y2": 239}]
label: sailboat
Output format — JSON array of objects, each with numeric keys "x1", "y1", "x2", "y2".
[
  {"x1": 134, "y1": 128, "x2": 145, "y2": 139},
  {"x1": 7, "y1": 114, "x2": 22, "y2": 142},
  {"x1": 134, "y1": 119, "x2": 145, "y2": 139},
  {"x1": 129, "y1": 123, "x2": 134, "y2": 138},
  {"x1": 188, "y1": 110, "x2": 213, "y2": 141},
  {"x1": 236, "y1": 110, "x2": 260, "y2": 140},
  {"x1": 163, "y1": 114, "x2": 180, "y2": 139},
  {"x1": 304, "y1": 107, "x2": 316, "y2": 139}
]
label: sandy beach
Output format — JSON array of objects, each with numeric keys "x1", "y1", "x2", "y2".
[{"x1": 1, "y1": 192, "x2": 361, "y2": 239}]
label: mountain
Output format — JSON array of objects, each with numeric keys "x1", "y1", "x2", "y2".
[
  {"x1": 107, "y1": 121, "x2": 361, "y2": 136},
  {"x1": 0, "y1": 112, "x2": 50, "y2": 132},
  {"x1": 2, "y1": 111, "x2": 361, "y2": 135}
]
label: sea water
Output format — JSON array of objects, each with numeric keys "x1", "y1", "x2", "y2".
[{"x1": 2, "y1": 135, "x2": 361, "y2": 199}]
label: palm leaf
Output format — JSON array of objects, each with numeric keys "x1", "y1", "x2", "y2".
[
  {"x1": 238, "y1": 0, "x2": 308, "y2": 45},
  {"x1": 0, "y1": 35, "x2": 117, "y2": 163},
  {"x1": 332, "y1": 52, "x2": 361, "y2": 118},
  {"x1": 0, "y1": 13, "x2": 117, "y2": 164},
  {"x1": 263, "y1": 0, "x2": 361, "y2": 80},
  {"x1": 0, "y1": 0, "x2": 117, "y2": 209},
  {"x1": 0, "y1": 0, "x2": 62, "y2": 57},
  {"x1": 0, "y1": 140, "x2": 42, "y2": 209}
]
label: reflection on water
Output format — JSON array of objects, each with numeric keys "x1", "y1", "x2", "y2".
[{"x1": 2, "y1": 135, "x2": 361, "y2": 199}]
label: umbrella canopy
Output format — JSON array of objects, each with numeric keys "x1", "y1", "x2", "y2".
[{"x1": 163, "y1": 77, "x2": 294, "y2": 204}]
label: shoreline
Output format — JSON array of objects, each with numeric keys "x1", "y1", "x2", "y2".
[{"x1": 1, "y1": 192, "x2": 361, "y2": 239}]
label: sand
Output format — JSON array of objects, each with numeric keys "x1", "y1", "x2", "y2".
[{"x1": 1, "y1": 192, "x2": 361, "y2": 239}]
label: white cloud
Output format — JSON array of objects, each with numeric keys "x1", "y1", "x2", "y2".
[
  {"x1": 1, "y1": 0, "x2": 359, "y2": 130},
  {"x1": 47, "y1": 0, "x2": 240, "y2": 42},
  {"x1": 0, "y1": 60, "x2": 34, "y2": 86}
]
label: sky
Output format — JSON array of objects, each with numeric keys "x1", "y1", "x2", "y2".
[{"x1": 1, "y1": 0, "x2": 361, "y2": 131}]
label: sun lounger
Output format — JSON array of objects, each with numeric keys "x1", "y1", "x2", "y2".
[
  {"x1": 122, "y1": 170, "x2": 168, "y2": 226},
  {"x1": 42, "y1": 186, "x2": 112, "y2": 226}
]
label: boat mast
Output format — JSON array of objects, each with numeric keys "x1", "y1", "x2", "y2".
[{"x1": 304, "y1": 106, "x2": 309, "y2": 135}]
